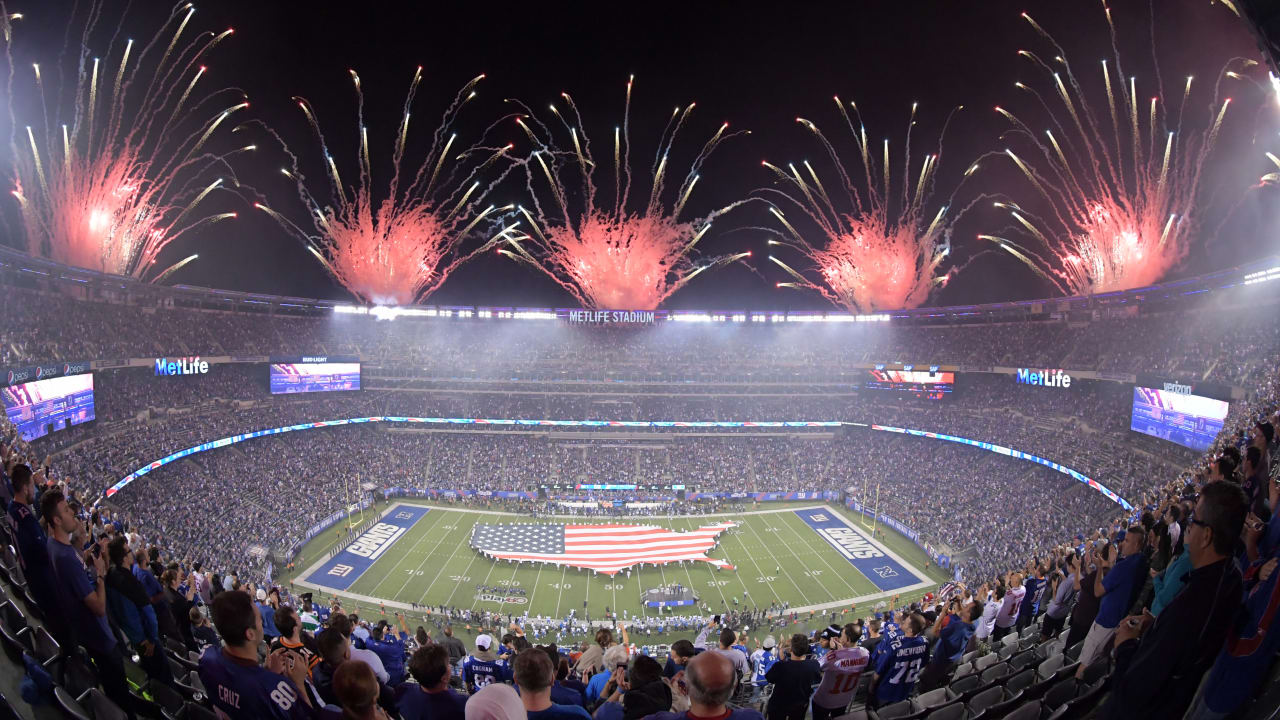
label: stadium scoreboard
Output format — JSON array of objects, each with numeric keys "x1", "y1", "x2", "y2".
[{"x1": 269, "y1": 356, "x2": 361, "y2": 395}]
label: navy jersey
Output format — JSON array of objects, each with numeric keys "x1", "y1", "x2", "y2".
[
  {"x1": 873, "y1": 635, "x2": 928, "y2": 706},
  {"x1": 462, "y1": 655, "x2": 510, "y2": 693},
  {"x1": 198, "y1": 646, "x2": 313, "y2": 719}
]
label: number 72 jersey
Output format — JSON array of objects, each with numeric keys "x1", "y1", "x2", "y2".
[{"x1": 873, "y1": 636, "x2": 930, "y2": 706}]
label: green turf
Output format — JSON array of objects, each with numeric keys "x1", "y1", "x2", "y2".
[{"x1": 283, "y1": 501, "x2": 953, "y2": 646}]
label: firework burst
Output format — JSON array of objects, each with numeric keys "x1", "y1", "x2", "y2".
[
  {"x1": 3, "y1": 3, "x2": 249, "y2": 281},
  {"x1": 496, "y1": 77, "x2": 752, "y2": 310},
  {"x1": 982, "y1": 4, "x2": 1248, "y2": 295},
  {"x1": 253, "y1": 70, "x2": 518, "y2": 306},
  {"x1": 762, "y1": 100, "x2": 979, "y2": 313}
]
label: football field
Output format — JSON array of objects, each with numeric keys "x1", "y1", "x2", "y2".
[{"x1": 288, "y1": 501, "x2": 941, "y2": 635}]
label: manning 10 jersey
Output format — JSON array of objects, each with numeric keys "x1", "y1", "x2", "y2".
[{"x1": 813, "y1": 646, "x2": 870, "y2": 711}]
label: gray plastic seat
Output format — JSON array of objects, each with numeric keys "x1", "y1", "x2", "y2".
[
  {"x1": 874, "y1": 698, "x2": 915, "y2": 719},
  {"x1": 966, "y1": 685, "x2": 1003, "y2": 716},
  {"x1": 913, "y1": 687, "x2": 950, "y2": 711}
]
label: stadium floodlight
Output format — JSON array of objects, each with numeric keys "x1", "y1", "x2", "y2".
[{"x1": 1244, "y1": 266, "x2": 1280, "y2": 285}]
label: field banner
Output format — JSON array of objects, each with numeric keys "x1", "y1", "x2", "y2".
[
  {"x1": 304, "y1": 504, "x2": 430, "y2": 591},
  {"x1": 794, "y1": 509, "x2": 923, "y2": 592}
]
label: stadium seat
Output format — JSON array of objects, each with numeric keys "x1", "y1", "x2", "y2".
[
  {"x1": 978, "y1": 694, "x2": 1028, "y2": 720},
  {"x1": 77, "y1": 688, "x2": 128, "y2": 720},
  {"x1": 1003, "y1": 668, "x2": 1035, "y2": 696},
  {"x1": 0, "y1": 602, "x2": 27, "y2": 635},
  {"x1": 950, "y1": 662, "x2": 975, "y2": 681},
  {"x1": 174, "y1": 703, "x2": 219, "y2": 720},
  {"x1": 871, "y1": 699, "x2": 915, "y2": 719},
  {"x1": 1018, "y1": 625, "x2": 1038, "y2": 639},
  {"x1": 913, "y1": 687, "x2": 950, "y2": 711},
  {"x1": 134, "y1": 678, "x2": 185, "y2": 717},
  {"x1": 974, "y1": 653, "x2": 998, "y2": 671},
  {"x1": 32, "y1": 626, "x2": 59, "y2": 667},
  {"x1": 54, "y1": 652, "x2": 101, "y2": 699},
  {"x1": 187, "y1": 670, "x2": 206, "y2": 696},
  {"x1": 1000, "y1": 634, "x2": 1019, "y2": 649},
  {"x1": 1042, "y1": 677, "x2": 1079, "y2": 712},
  {"x1": 1002, "y1": 700, "x2": 1043, "y2": 720},
  {"x1": 997, "y1": 644, "x2": 1016, "y2": 660},
  {"x1": 1078, "y1": 658, "x2": 1111, "y2": 687},
  {"x1": 922, "y1": 701, "x2": 963, "y2": 720},
  {"x1": 979, "y1": 661, "x2": 1011, "y2": 684},
  {"x1": 965, "y1": 685, "x2": 1003, "y2": 717},
  {"x1": 54, "y1": 686, "x2": 92, "y2": 720},
  {"x1": 945, "y1": 673, "x2": 980, "y2": 699},
  {"x1": 960, "y1": 650, "x2": 978, "y2": 665},
  {"x1": 1039, "y1": 638, "x2": 1064, "y2": 657},
  {"x1": 19, "y1": 587, "x2": 45, "y2": 624},
  {"x1": 1037, "y1": 653, "x2": 1065, "y2": 681},
  {"x1": 0, "y1": 623, "x2": 29, "y2": 665},
  {"x1": 1063, "y1": 642, "x2": 1082, "y2": 663},
  {"x1": 1009, "y1": 649, "x2": 1039, "y2": 672}
]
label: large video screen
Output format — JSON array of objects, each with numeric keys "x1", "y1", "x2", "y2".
[
  {"x1": 1130, "y1": 386, "x2": 1228, "y2": 452},
  {"x1": 864, "y1": 370, "x2": 954, "y2": 400},
  {"x1": 2, "y1": 373, "x2": 96, "y2": 441},
  {"x1": 270, "y1": 362, "x2": 361, "y2": 395}
]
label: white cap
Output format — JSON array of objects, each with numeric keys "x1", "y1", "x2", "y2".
[
  {"x1": 477, "y1": 633, "x2": 493, "y2": 650},
  {"x1": 255, "y1": 588, "x2": 266, "y2": 601},
  {"x1": 763, "y1": 636, "x2": 776, "y2": 650}
]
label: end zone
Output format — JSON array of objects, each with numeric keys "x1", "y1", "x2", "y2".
[
  {"x1": 304, "y1": 504, "x2": 430, "y2": 591},
  {"x1": 795, "y1": 507, "x2": 925, "y2": 591}
]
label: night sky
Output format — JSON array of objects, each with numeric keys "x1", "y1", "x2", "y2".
[{"x1": 2, "y1": 0, "x2": 1273, "y2": 309}]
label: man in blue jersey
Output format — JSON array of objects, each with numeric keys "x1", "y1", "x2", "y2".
[
  {"x1": 1077, "y1": 529, "x2": 1146, "y2": 678},
  {"x1": 747, "y1": 636, "x2": 777, "y2": 703},
  {"x1": 8, "y1": 466, "x2": 59, "y2": 640},
  {"x1": 1015, "y1": 563, "x2": 1045, "y2": 633},
  {"x1": 868, "y1": 613, "x2": 929, "y2": 708},
  {"x1": 463, "y1": 633, "x2": 511, "y2": 693},
  {"x1": 199, "y1": 589, "x2": 315, "y2": 719},
  {"x1": 400, "y1": 644, "x2": 468, "y2": 720},
  {"x1": 365, "y1": 615, "x2": 410, "y2": 685}
]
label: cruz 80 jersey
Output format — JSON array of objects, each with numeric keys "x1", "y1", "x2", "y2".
[{"x1": 198, "y1": 647, "x2": 311, "y2": 720}]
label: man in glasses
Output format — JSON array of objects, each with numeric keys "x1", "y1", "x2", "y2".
[{"x1": 1101, "y1": 481, "x2": 1247, "y2": 720}]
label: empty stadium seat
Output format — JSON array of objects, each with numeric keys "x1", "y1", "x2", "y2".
[
  {"x1": 965, "y1": 685, "x2": 1003, "y2": 717},
  {"x1": 54, "y1": 686, "x2": 92, "y2": 720},
  {"x1": 77, "y1": 689, "x2": 128, "y2": 720},
  {"x1": 923, "y1": 702, "x2": 963, "y2": 720},
  {"x1": 1003, "y1": 700, "x2": 1043, "y2": 720},
  {"x1": 913, "y1": 687, "x2": 950, "y2": 711},
  {"x1": 980, "y1": 661, "x2": 1012, "y2": 684},
  {"x1": 945, "y1": 673, "x2": 981, "y2": 699},
  {"x1": 32, "y1": 626, "x2": 59, "y2": 668},
  {"x1": 1037, "y1": 653, "x2": 1065, "y2": 680},
  {"x1": 1009, "y1": 649, "x2": 1040, "y2": 672},
  {"x1": 1003, "y1": 668, "x2": 1035, "y2": 697},
  {"x1": 974, "y1": 653, "x2": 999, "y2": 671},
  {"x1": 872, "y1": 699, "x2": 915, "y2": 719},
  {"x1": 1042, "y1": 677, "x2": 1079, "y2": 712}
]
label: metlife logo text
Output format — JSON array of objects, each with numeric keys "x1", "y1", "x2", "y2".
[
  {"x1": 154, "y1": 357, "x2": 209, "y2": 376},
  {"x1": 1015, "y1": 368, "x2": 1072, "y2": 388}
]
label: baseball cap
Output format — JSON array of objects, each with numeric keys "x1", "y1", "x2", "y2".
[
  {"x1": 477, "y1": 634, "x2": 493, "y2": 650},
  {"x1": 255, "y1": 588, "x2": 266, "y2": 602},
  {"x1": 763, "y1": 636, "x2": 776, "y2": 650}
]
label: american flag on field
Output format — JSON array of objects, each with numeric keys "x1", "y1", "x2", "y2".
[{"x1": 470, "y1": 522, "x2": 737, "y2": 575}]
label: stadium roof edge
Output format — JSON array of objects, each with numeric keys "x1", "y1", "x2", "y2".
[{"x1": 2, "y1": 244, "x2": 1277, "y2": 324}]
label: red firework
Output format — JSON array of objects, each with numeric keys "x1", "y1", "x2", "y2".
[
  {"x1": 982, "y1": 7, "x2": 1246, "y2": 295},
  {"x1": 763, "y1": 103, "x2": 976, "y2": 313},
  {"x1": 256, "y1": 70, "x2": 516, "y2": 306},
  {"x1": 496, "y1": 78, "x2": 751, "y2": 310},
  {"x1": 4, "y1": 3, "x2": 248, "y2": 281}
]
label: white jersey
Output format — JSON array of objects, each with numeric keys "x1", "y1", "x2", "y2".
[
  {"x1": 813, "y1": 646, "x2": 870, "y2": 710},
  {"x1": 996, "y1": 586, "x2": 1025, "y2": 628}
]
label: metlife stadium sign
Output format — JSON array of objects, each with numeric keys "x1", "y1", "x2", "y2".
[
  {"x1": 1015, "y1": 368, "x2": 1072, "y2": 388},
  {"x1": 154, "y1": 357, "x2": 209, "y2": 376}
]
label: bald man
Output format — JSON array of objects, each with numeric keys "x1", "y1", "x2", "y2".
[{"x1": 645, "y1": 650, "x2": 764, "y2": 720}]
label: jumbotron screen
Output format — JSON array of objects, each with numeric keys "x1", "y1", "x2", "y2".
[
  {"x1": 1130, "y1": 386, "x2": 1228, "y2": 452},
  {"x1": 864, "y1": 370, "x2": 954, "y2": 400},
  {"x1": 2, "y1": 373, "x2": 96, "y2": 441},
  {"x1": 269, "y1": 362, "x2": 361, "y2": 395}
]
